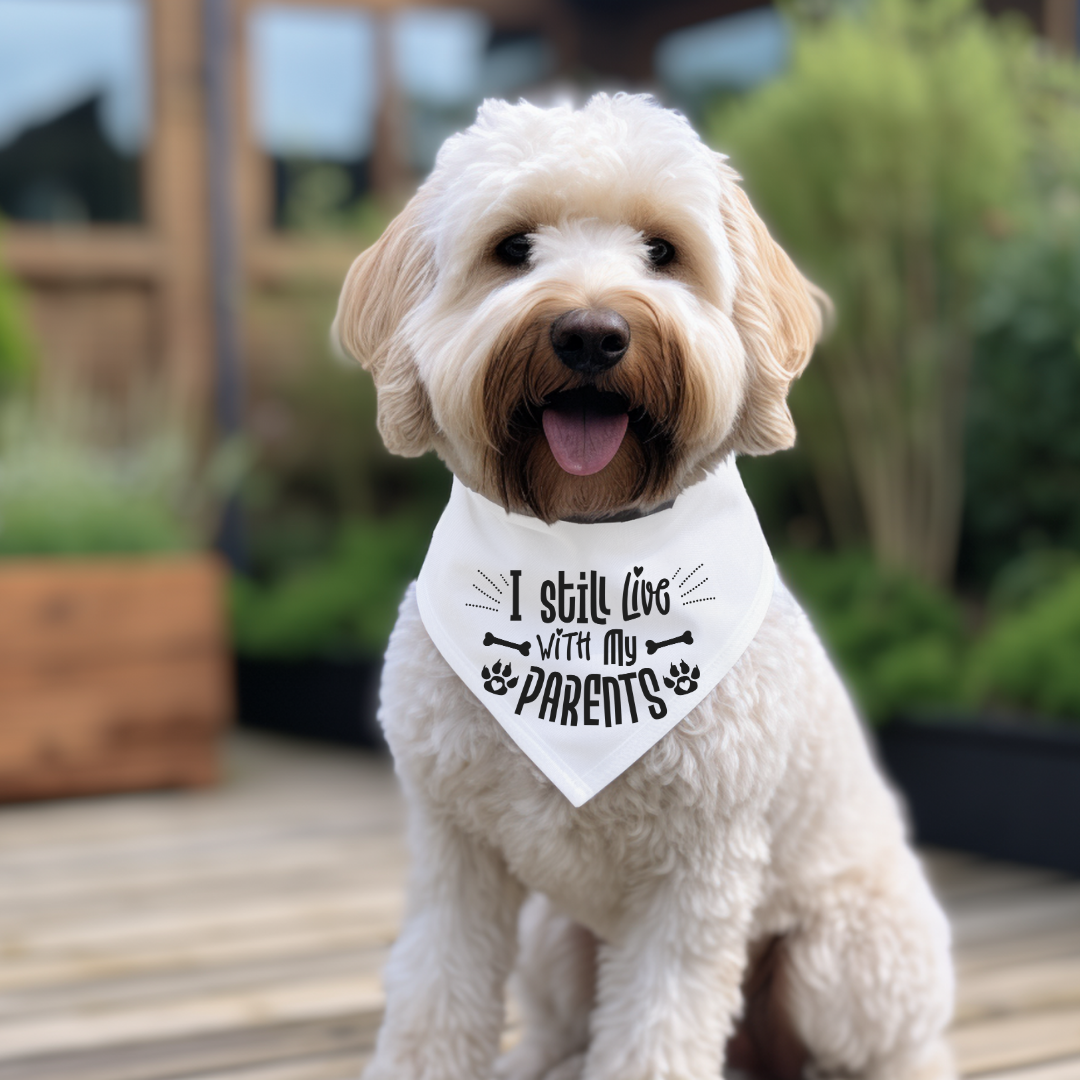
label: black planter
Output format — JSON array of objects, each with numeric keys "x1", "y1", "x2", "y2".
[
  {"x1": 877, "y1": 718, "x2": 1080, "y2": 874},
  {"x1": 234, "y1": 656, "x2": 386, "y2": 751}
]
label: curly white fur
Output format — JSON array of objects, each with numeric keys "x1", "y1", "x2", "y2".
[{"x1": 335, "y1": 93, "x2": 956, "y2": 1080}]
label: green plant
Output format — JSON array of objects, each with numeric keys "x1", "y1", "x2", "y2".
[
  {"x1": 231, "y1": 515, "x2": 430, "y2": 658},
  {"x1": 0, "y1": 225, "x2": 35, "y2": 394},
  {"x1": 711, "y1": 0, "x2": 1029, "y2": 584},
  {"x1": 962, "y1": 206, "x2": 1080, "y2": 584},
  {"x1": 244, "y1": 299, "x2": 449, "y2": 578},
  {"x1": 780, "y1": 549, "x2": 968, "y2": 722},
  {"x1": 967, "y1": 567, "x2": 1080, "y2": 723},
  {"x1": 0, "y1": 398, "x2": 230, "y2": 556}
]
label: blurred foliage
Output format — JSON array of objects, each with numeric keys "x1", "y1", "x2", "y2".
[
  {"x1": 780, "y1": 550, "x2": 968, "y2": 724},
  {"x1": 0, "y1": 225, "x2": 35, "y2": 394},
  {"x1": 0, "y1": 396, "x2": 237, "y2": 556},
  {"x1": 238, "y1": 281, "x2": 447, "y2": 657},
  {"x1": 711, "y1": 0, "x2": 1029, "y2": 584},
  {"x1": 961, "y1": 202, "x2": 1080, "y2": 584},
  {"x1": 781, "y1": 545, "x2": 1080, "y2": 725},
  {"x1": 244, "y1": 313, "x2": 449, "y2": 578},
  {"x1": 985, "y1": 547, "x2": 1080, "y2": 616},
  {"x1": 968, "y1": 566, "x2": 1080, "y2": 723},
  {"x1": 231, "y1": 515, "x2": 430, "y2": 658},
  {"x1": 279, "y1": 161, "x2": 395, "y2": 247}
]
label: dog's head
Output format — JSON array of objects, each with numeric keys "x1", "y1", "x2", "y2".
[{"x1": 334, "y1": 93, "x2": 826, "y2": 522}]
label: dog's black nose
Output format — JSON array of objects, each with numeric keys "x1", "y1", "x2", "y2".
[{"x1": 550, "y1": 309, "x2": 630, "y2": 375}]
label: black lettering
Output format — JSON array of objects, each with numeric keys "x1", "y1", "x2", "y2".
[
  {"x1": 655, "y1": 578, "x2": 670, "y2": 615},
  {"x1": 560, "y1": 675, "x2": 582, "y2": 726},
  {"x1": 624, "y1": 634, "x2": 637, "y2": 667},
  {"x1": 622, "y1": 571, "x2": 641, "y2": 620},
  {"x1": 536, "y1": 634, "x2": 556, "y2": 660},
  {"x1": 577, "y1": 572, "x2": 589, "y2": 624},
  {"x1": 558, "y1": 572, "x2": 576, "y2": 623},
  {"x1": 590, "y1": 571, "x2": 608, "y2": 624},
  {"x1": 641, "y1": 581, "x2": 654, "y2": 616},
  {"x1": 618, "y1": 672, "x2": 640, "y2": 723},
  {"x1": 540, "y1": 580, "x2": 556, "y2": 623},
  {"x1": 604, "y1": 628, "x2": 623, "y2": 666},
  {"x1": 578, "y1": 632, "x2": 591, "y2": 661},
  {"x1": 514, "y1": 666, "x2": 545, "y2": 715},
  {"x1": 510, "y1": 570, "x2": 522, "y2": 621},
  {"x1": 596, "y1": 572, "x2": 611, "y2": 622},
  {"x1": 538, "y1": 672, "x2": 562, "y2": 721},
  {"x1": 602, "y1": 676, "x2": 622, "y2": 727},
  {"x1": 583, "y1": 674, "x2": 601, "y2": 725},
  {"x1": 638, "y1": 668, "x2": 668, "y2": 719}
]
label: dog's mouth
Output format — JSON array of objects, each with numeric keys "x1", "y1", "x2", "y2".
[{"x1": 541, "y1": 387, "x2": 630, "y2": 476}]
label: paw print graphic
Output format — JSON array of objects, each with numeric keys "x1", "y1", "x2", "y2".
[
  {"x1": 482, "y1": 660, "x2": 518, "y2": 696},
  {"x1": 664, "y1": 660, "x2": 700, "y2": 696}
]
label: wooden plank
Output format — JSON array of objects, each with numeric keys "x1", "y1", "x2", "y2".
[
  {"x1": 1, "y1": 228, "x2": 163, "y2": 284},
  {"x1": 0, "y1": 558, "x2": 228, "y2": 663},
  {"x1": 957, "y1": 927, "x2": 1080, "y2": 980},
  {"x1": 0, "y1": 912, "x2": 398, "y2": 995},
  {"x1": 974, "y1": 1057, "x2": 1080, "y2": 1080},
  {"x1": 0, "y1": 944, "x2": 388, "y2": 1020},
  {"x1": 952, "y1": 1005, "x2": 1080, "y2": 1076},
  {"x1": 955, "y1": 953, "x2": 1080, "y2": 1023},
  {"x1": 1, "y1": 1014, "x2": 377, "y2": 1080},
  {"x1": 0, "y1": 834, "x2": 406, "y2": 910},
  {"x1": 948, "y1": 884, "x2": 1080, "y2": 948},
  {"x1": 0, "y1": 969, "x2": 385, "y2": 1059},
  {"x1": 171, "y1": 1052, "x2": 370, "y2": 1080},
  {"x1": 922, "y1": 851, "x2": 1068, "y2": 906},
  {"x1": 0, "y1": 885, "x2": 403, "y2": 958}
]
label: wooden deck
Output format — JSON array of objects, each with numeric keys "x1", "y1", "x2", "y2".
[{"x1": 0, "y1": 731, "x2": 1077, "y2": 1080}]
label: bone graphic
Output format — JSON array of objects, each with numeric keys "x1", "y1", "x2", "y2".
[
  {"x1": 483, "y1": 632, "x2": 531, "y2": 656},
  {"x1": 645, "y1": 630, "x2": 693, "y2": 655}
]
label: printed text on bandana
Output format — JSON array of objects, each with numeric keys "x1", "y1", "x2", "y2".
[{"x1": 474, "y1": 565, "x2": 712, "y2": 728}]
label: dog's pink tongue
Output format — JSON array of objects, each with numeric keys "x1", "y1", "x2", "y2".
[{"x1": 542, "y1": 402, "x2": 629, "y2": 476}]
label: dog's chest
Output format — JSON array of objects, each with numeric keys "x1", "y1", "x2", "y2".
[{"x1": 383, "y1": 584, "x2": 788, "y2": 936}]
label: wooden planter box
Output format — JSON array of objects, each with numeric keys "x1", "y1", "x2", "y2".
[
  {"x1": 0, "y1": 557, "x2": 233, "y2": 801},
  {"x1": 234, "y1": 656, "x2": 385, "y2": 751},
  {"x1": 877, "y1": 717, "x2": 1080, "y2": 875}
]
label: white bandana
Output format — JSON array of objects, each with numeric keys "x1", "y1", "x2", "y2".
[{"x1": 415, "y1": 457, "x2": 774, "y2": 806}]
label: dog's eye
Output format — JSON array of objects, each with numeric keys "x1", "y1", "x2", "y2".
[
  {"x1": 495, "y1": 233, "x2": 532, "y2": 267},
  {"x1": 646, "y1": 238, "x2": 675, "y2": 268}
]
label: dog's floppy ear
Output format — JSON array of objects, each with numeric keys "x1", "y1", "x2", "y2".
[
  {"x1": 333, "y1": 194, "x2": 437, "y2": 457},
  {"x1": 722, "y1": 174, "x2": 829, "y2": 455}
]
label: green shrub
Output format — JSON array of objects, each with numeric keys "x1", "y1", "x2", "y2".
[
  {"x1": 231, "y1": 515, "x2": 430, "y2": 658},
  {"x1": 963, "y1": 210, "x2": 1080, "y2": 584},
  {"x1": 710, "y1": 0, "x2": 1028, "y2": 583},
  {"x1": 0, "y1": 226, "x2": 34, "y2": 394},
  {"x1": 779, "y1": 550, "x2": 968, "y2": 723},
  {"x1": 0, "y1": 400, "x2": 222, "y2": 556},
  {"x1": 967, "y1": 568, "x2": 1080, "y2": 723}
]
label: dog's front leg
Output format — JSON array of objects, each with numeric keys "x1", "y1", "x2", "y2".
[
  {"x1": 582, "y1": 844, "x2": 763, "y2": 1080},
  {"x1": 364, "y1": 806, "x2": 525, "y2": 1080}
]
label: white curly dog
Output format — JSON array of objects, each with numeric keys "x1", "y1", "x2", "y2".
[{"x1": 334, "y1": 93, "x2": 955, "y2": 1080}]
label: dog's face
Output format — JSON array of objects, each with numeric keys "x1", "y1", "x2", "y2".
[{"x1": 335, "y1": 94, "x2": 825, "y2": 522}]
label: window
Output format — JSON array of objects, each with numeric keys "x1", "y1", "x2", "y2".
[
  {"x1": 0, "y1": 0, "x2": 149, "y2": 224},
  {"x1": 248, "y1": 3, "x2": 555, "y2": 232}
]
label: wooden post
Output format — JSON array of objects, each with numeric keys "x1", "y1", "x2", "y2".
[
  {"x1": 1045, "y1": 0, "x2": 1078, "y2": 52},
  {"x1": 203, "y1": 0, "x2": 248, "y2": 567},
  {"x1": 145, "y1": 0, "x2": 214, "y2": 422}
]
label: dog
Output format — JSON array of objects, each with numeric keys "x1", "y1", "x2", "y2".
[{"x1": 333, "y1": 93, "x2": 955, "y2": 1080}]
